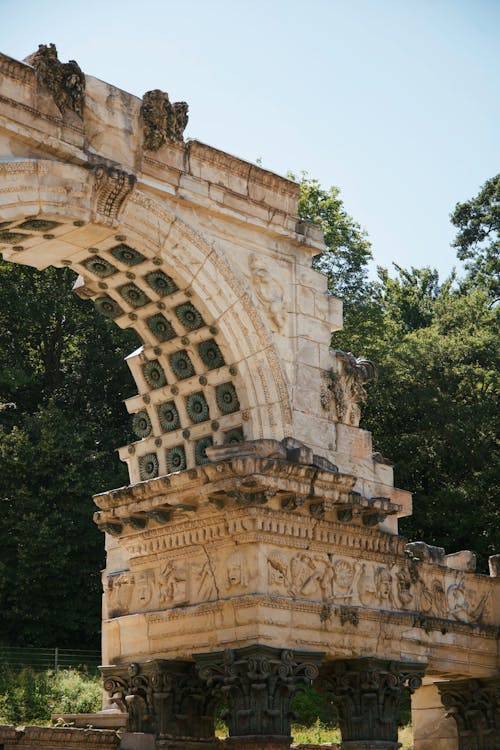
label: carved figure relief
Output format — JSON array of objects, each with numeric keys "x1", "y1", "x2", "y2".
[
  {"x1": 374, "y1": 566, "x2": 394, "y2": 607},
  {"x1": 107, "y1": 572, "x2": 135, "y2": 616},
  {"x1": 289, "y1": 554, "x2": 324, "y2": 598},
  {"x1": 322, "y1": 351, "x2": 377, "y2": 426},
  {"x1": 393, "y1": 566, "x2": 414, "y2": 609},
  {"x1": 104, "y1": 549, "x2": 490, "y2": 628},
  {"x1": 136, "y1": 570, "x2": 155, "y2": 609},
  {"x1": 226, "y1": 550, "x2": 250, "y2": 588},
  {"x1": 159, "y1": 561, "x2": 189, "y2": 606},
  {"x1": 249, "y1": 254, "x2": 287, "y2": 331},
  {"x1": 268, "y1": 550, "x2": 289, "y2": 587},
  {"x1": 26, "y1": 43, "x2": 85, "y2": 117},
  {"x1": 328, "y1": 558, "x2": 363, "y2": 606},
  {"x1": 446, "y1": 581, "x2": 488, "y2": 623},
  {"x1": 141, "y1": 90, "x2": 189, "y2": 150}
]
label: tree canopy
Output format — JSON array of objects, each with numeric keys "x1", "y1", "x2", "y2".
[
  {"x1": 450, "y1": 173, "x2": 499, "y2": 303},
  {"x1": 298, "y1": 175, "x2": 499, "y2": 571},
  {"x1": 0, "y1": 264, "x2": 138, "y2": 648}
]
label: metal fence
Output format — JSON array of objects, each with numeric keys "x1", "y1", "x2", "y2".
[{"x1": 0, "y1": 646, "x2": 101, "y2": 672}]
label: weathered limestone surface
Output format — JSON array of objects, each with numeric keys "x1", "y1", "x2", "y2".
[
  {"x1": 0, "y1": 725, "x2": 120, "y2": 750},
  {"x1": 412, "y1": 683, "x2": 459, "y2": 750},
  {"x1": 1, "y1": 45, "x2": 499, "y2": 750},
  {"x1": 0, "y1": 46, "x2": 397, "y2": 510}
]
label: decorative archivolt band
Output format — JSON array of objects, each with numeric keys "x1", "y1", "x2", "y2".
[{"x1": 0, "y1": 160, "x2": 294, "y2": 471}]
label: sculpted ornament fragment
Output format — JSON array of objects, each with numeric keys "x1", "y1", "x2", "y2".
[
  {"x1": 249, "y1": 254, "x2": 287, "y2": 330},
  {"x1": 321, "y1": 350, "x2": 377, "y2": 426},
  {"x1": 25, "y1": 43, "x2": 85, "y2": 117},
  {"x1": 226, "y1": 550, "x2": 250, "y2": 587},
  {"x1": 141, "y1": 89, "x2": 189, "y2": 150}
]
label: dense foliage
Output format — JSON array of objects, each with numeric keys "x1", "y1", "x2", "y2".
[
  {"x1": 0, "y1": 265, "x2": 138, "y2": 649},
  {"x1": 0, "y1": 667, "x2": 101, "y2": 725},
  {"x1": 300, "y1": 175, "x2": 499, "y2": 571}
]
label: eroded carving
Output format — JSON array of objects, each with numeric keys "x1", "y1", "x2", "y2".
[
  {"x1": 249, "y1": 254, "x2": 287, "y2": 331},
  {"x1": 159, "y1": 561, "x2": 189, "y2": 606},
  {"x1": 107, "y1": 572, "x2": 135, "y2": 616},
  {"x1": 319, "y1": 658, "x2": 424, "y2": 747},
  {"x1": 92, "y1": 164, "x2": 136, "y2": 219},
  {"x1": 141, "y1": 89, "x2": 188, "y2": 150},
  {"x1": 322, "y1": 351, "x2": 377, "y2": 426},
  {"x1": 102, "y1": 661, "x2": 216, "y2": 739},
  {"x1": 226, "y1": 550, "x2": 250, "y2": 588},
  {"x1": 438, "y1": 676, "x2": 500, "y2": 750},
  {"x1": 196, "y1": 645, "x2": 322, "y2": 738},
  {"x1": 25, "y1": 43, "x2": 85, "y2": 117}
]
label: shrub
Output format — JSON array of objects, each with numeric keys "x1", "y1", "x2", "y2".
[{"x1": 0, "y1": 667, "x2": 101, "y2": 725}]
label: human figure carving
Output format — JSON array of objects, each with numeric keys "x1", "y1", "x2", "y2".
[
  {"x1": 227, "y1": 550, "x2": 249, "y2": 587},
  {"x1": 159, "y1": 561, "x2": 189, "y2": 605},
  {"x1": 249, "y1": 254, "x2": 287, "y2": 330}
]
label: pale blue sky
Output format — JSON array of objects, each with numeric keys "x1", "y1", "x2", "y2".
[{"x1": 1, "y1": 0, "x2": 499, "y2": 280}]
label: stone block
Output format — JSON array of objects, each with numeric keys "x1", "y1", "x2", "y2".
[
  {"x1": 84, "y1": 76, "x2": 140, "y2": 172},
  {"x1": 119, "y1": 733, "x2": 155, "y2": 750},
  {"x1": 443, "y1": 550, "x2": 476, "y2": 572}
]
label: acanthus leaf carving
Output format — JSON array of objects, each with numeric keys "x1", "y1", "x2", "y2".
[
  {"x1": 101, "y1": 661, "x2": 217, "y2": 739},
  {"x1": 91, "y1": 163, "x2": 136, "y2": 220},
  {"x1": 25, "y1": 43, "x2": 85, "y2": 118},
  {"x1": 438, "y1": 677, "x2": 500, "y2": 749},
  {"x1": 141, "y1": 89, "x2": 188, "y2": 150},
  {"x1": 195, "y1": 645, "x2": 323, "y2": 738},
  {"x1": 321, "y1": 350, "x2": 377, "y2": 426}
]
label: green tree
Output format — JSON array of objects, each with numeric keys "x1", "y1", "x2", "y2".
[
  {"x1": 295, "y1": 174, "x2": 373, "y2": 310},
  {"x1": 297, "y1": 173, "x2": 499, "y2": 570},
  {"x1": 0, "y1": 262, "x2": 138, "y2": 648},
  {"x1": 357, "y1": 271, "x2": 499, "y2": 570},
  {"x1": 451, "y1": 173, "x2": 499, "y2": 302}
]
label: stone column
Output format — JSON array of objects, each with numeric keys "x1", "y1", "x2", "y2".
[
  {"x1": 317, "y1": 658, "x2": 424, "y2": 750},
  {"x1": 195, "y1": 645, "x2": 324, "y2": 750},
  {"x1": 437, "y1": 676, "x2": 500, "y2": 750},
  {"x1": 101, "y1": 660, "x2": 218, "y2": 749}
]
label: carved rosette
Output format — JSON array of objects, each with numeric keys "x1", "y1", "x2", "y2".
[
  {"x1": 195, "y1": 645, "x2": 323, "y2": 739},
  {"x1": 101, "y1": 660, "x2": 217, "y2": 740},
  {"x1": 438, "y1": 677, "x2": 500, "y2": 750},
  {"x1": 318, "y1": 658, "x2": 424, "y2": 749}
]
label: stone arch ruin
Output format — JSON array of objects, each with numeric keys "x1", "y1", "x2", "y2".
[{"x1": 0, "y1": 45, "x2": 498, "y2": 750}]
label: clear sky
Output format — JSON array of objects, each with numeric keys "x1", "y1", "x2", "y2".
[{"x1": 1, "y1": 0, "x2": 498, "y2": 280}]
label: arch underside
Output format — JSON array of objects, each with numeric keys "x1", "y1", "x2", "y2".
[{"x1": 0, "y1": 159, "x2": 293, "y2": 483}]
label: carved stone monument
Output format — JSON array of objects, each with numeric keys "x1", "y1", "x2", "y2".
[{"x1": 0, "y1": 44, "x2": 498, "y2": 750}]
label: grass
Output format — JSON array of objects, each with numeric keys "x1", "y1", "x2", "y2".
[
  {"x1": 217, "y1": 719, "x2": 413, "y2": 748},
  {"x1": 0, "y1": 667, "x2": 101, "y2": 726}
]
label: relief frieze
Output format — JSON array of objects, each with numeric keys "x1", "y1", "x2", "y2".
[
  {"x1": 105, "y1": 544, "x2": 491, "y2": 628},
  {"x1": 265, "y1": 549, "x2": 491, "y2": 625}
]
